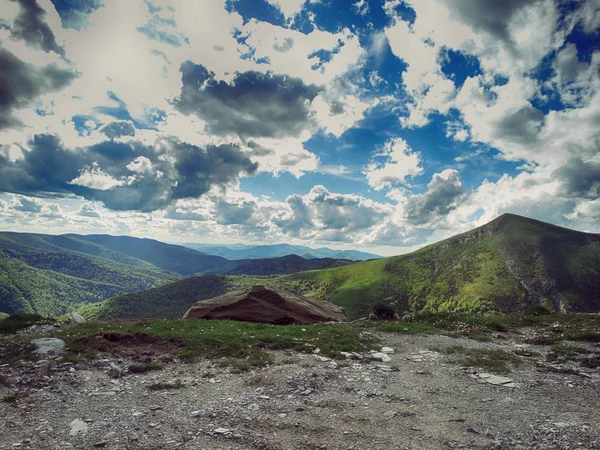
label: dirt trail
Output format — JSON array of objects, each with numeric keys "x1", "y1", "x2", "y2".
[{"x1": 1, "y1": 330, "x2": 599, "y2": 449}]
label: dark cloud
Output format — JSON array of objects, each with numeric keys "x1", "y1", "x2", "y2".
[
  {"x1": 9, "y1": 0, "x2": 65, "y2": 55},
  {"x1": 554, "y1": 158, "x2": 600, "y2": 199},
  {"x1": 405, "y1": 170, "x2": 466, "y2": 225},
  {"x1": 213, "y1": 200, "x2": 257, "y2": 225},
  {"x1": 273, "y1": 37, "x2": 294, "y2": 53},
  {"x1": 0, "y1": 48, "x2": 77, "y2": 130},
  {"x1": 100, "y1": 120, "x2": 136, "y2": 139},
  {"x1": 329, "y1": 100, "x2": 345, "y2": 115},
  {"x1": 444, "y1": 0, "x2": 539, "y2": 46},
  {"x1": 0, "y1": 134, "x2": 258, "y2": 212},
  {"x1": 492, "y1": 105, "x2": 544, "y2": 145},
  {"x1": 173, "y1": 62, "x2": 321, "y2": 138}
]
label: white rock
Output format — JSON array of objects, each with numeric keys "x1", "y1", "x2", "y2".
[
  {"x1": 248, "y1": 403, "x2": 259, "y2": 411},
  {"x1": 214, "y1": 427, "x2": 230, "y2": 434},
  {"x1": 371, "y1": 352, "x2": 392, "y2": 363},
  {"x1": 316, "y1": 356, "x2": 331, "y2": 362},
  {"x1": 69, "y1": 419, "x2": 88, "y2": 437},
  {"x1": 32, "y1": 338, "x2": 65, "y2": 355},
  {"x1": 476, "y1": 373, "x2": 515, "y2": 387},
  {"x1": 380, "y1": 347, "x2": 395, "y2": 354},
  {"x1": 190, "y1": 411, "x2": 201, "y2": 417}
]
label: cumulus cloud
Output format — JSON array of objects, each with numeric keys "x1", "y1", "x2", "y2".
[
  {"x1": 365, "y1": 138, "x2": 423, "y2": 190},
  {"x1": 173, "y1": 62, "x2": 321, "y2": 139},
  {"x1": 404, "y1": 169, "x2": 467, "y2": 225},
  {"x1": 0, "y1": 134, "x2": 258, "y2": 211},
  {"x1": 273, "y1": 185, "x2": 388, "y2": 241}
]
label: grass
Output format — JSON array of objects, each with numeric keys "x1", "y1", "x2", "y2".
[
  {"x1": 440, "y1": 345, "x2": 522, "y2": 373},
  {"x1": 57, "y1": 319, "x2": 378, "y2": 363},
  {"x1": 0, "y1": 314, "x2": 52, "y2": 334},
  {"x1": 364, "y1": 321, "x2": 442, "y2": 334}
]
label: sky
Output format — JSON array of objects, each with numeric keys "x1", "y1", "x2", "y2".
[{"x1": 0, "y1": 0, "x2": 599, "y2": 256}]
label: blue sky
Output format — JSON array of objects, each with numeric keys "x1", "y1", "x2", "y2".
[{"x1": 0, "y1": 0, "x2": 599, "y2": 256}]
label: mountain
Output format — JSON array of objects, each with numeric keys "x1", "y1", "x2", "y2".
[
  {"x1": 69, "y1": 234, "x2": 236, "y2": 275},
  {"x1": 0, "y1": 232, "x2": 179, "y2": 315},
  {"x1": 79, "y1": 275, "x2": 235, "y2": 320},
  {"x1": 83, "y1": 214, "x2": 600, "y2": 320},
  {"x1": 226, "y1": 254, "x2": 352, "y2": 276},
  {"x1": 0, "y1": 232, "x2": 369, "y2": 316},
  {"x1": 182, "y1": 243, "x2": 380, "y2": 261}
]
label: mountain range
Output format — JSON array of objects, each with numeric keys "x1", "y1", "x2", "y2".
[
  {"x1": 0, "y1": 232, "x2": 351, "y2": 315},
  {"x1": 80, "y1": 213, "x2": 600, "y2": 320},
  {"x1": 181, "y1": 243, "x2": 380, "y2": 261}
]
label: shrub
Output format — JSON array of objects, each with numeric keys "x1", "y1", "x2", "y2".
[{"x1": 370, "y1": 303, "x2": 397, "y2": 321}]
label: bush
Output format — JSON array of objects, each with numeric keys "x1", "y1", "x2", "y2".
[
  {"x1": 370, "y1": 303, "x2": 397, "y2": 321},
  {"x1": 525, "y1": 303, "x2": 555, "y2": 316}
]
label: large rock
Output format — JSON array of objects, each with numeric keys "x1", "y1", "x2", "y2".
[{"x1": 183, "y1": 285, "x2": 346, "y2": 325}]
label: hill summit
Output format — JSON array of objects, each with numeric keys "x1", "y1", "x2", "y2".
[{"x1": 81, "y1": 213, "x2": 600, "y2": 320}]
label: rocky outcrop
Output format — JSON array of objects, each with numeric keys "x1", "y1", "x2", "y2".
[{"x1": 183, "y1": 285, "x2": 346, "y2": 324}]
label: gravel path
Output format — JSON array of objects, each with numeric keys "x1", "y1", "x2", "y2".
[{"x1": 1, "y1": 331, "x2": 599, "y2": 449}]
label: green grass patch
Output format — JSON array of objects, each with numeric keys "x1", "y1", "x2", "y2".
[
  {"x1": 0, "y1": 313, "x2": 52, "y2": 334},
  {"x1": 364, "y1": 321, "x2": 442, "y2": 335},
  {"x1": 441, "y1": 345, "x2": 522, "y2": 373},
  {"x1": 551, "y1": 344, "x2": 592, "y2": 357},
  {"x1": 57, "y1": 319, "x2": 378, "y2": 362}
]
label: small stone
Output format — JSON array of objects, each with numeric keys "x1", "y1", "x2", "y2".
[
  {"x1": 380, "y1": 347, "x2": 395, "y2": 354},
  {"x1": 301, "y1": 388, "x2": 313, "y2": 396},
  {"x1": 69, "y1": 419, "x2": 88, "y2": 437},
  {"x1": 132, "y1": 412, "x2": 144, "y2": 418},
  {"x1": 92, "y1": 441, "x2": 108, "y2": 448},
  {"x1": 316, "y1": 356, "x2": 331, "y2": 362},
  {"x1": 466, "y1": 427, "x2": 479, "y2": 434},
  {"x1": 248, "y1": 403, "x2": 259, "y2": 411},
  {"x1": 383, "y1": 411, "x2": 397, "y2": 420},
  {"x1": 149, "y1": 406, "x2": 162, "y2": 411},
  {"x1": 371, "y1": 353, "x2": 392, "y2": 363},
  {"x1": 214, "y1": 427, "x2": 231, "y2": 435},
  {"x1": 278, "y1": 413, "x2": 287, "y2": 418},
  {"x1": 190, "y1": 411, "x2": 202, "y2": 417}
]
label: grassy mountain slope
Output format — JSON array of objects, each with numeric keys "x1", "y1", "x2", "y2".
[
  {"x1": 82, "y1": 214, "x2": 600, "y2": 320},
  {"x1": 226, "y1": 254, "x2": 352, "y2": 276},
  {"x1": 272, "y1": 213, "x2": 600, "y2": 317},
  {"x1": 0, "y1": 233, "x2": 182, "y2": 315},
  {"x1": 79, "y1": 275, "x2": 235, "y2": 319}
]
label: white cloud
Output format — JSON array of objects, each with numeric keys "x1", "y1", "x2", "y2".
[
  {"x1": 365, "y1": 138, "x2": 423, "y2": 190},
  {"x1": 68, "y1": 163, "x2": 125, "y2": 191}
]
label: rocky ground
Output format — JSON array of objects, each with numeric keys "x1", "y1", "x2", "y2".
[{"x1": 1, "y1": 324, "x2": 599, "y2": 450}]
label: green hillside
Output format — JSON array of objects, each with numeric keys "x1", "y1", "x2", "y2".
[
  {"x1": 0, "y1": 233, "x2": 180, "y2": 315},
  {"x1": 81, "y1": 214, "x2": 600, "y2": 320}
]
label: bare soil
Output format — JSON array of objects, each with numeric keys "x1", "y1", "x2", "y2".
[{"x1": 1, "y1": 327, "x2": 599, "y2": 450}]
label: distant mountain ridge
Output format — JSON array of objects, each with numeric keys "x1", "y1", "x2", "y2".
[
  {"x1": 181, "y1": 242, "x2": 380, "y2": 261},
  {"x1": 0, "y1": 232, "x2": 354, "y2": 315},
  {"x1": 81, "y1": 213, "x2": 600, "y2": 321}
]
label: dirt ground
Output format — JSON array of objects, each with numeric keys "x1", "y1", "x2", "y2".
[{"x1": 1, "y1": 328, "x2": 599, "y2": 450}]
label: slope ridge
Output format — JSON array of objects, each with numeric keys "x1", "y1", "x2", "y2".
[{"x1": 82, "y1": 214, "x2": 600, "y2": 320}]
